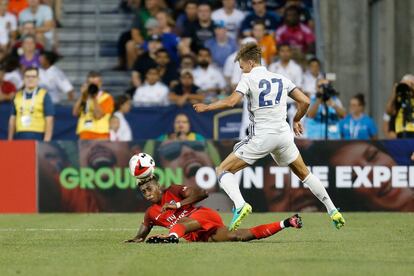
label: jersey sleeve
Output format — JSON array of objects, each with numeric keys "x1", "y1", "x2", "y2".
[
  {"x1": 235, "y1": 74, "x2": 249, "y2": 95},
  {"x1": 142, "y1": 209, "x2": 154, "y2": 227},
  {"x1": 283, "y1": 77, "x2": 297, "y2": 95}
]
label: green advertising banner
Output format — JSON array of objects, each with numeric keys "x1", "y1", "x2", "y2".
[{"x1": 37, "y1": 140, "x2": 414, "y2": 212}]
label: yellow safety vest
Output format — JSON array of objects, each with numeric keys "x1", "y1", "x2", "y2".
[
  {"x1": 76, "y1": 92, "x2": 112, "y2": 135},
  {"x1": 395, "y1": 98, "x2": 414, "y2": 133},
  {"x1": 14, "y1": 88, "x2": 48, "y2": 133}
]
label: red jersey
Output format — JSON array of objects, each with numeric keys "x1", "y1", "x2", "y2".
[{"x1": 143, "y1": 185, "x2": 196, "y2": 229}]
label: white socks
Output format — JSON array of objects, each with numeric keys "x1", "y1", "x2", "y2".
[
  {"x1": 218, "y1": 171, "x2": 246, "y2": 209},
  {"x1": 303, "y1": 173, "x2": 337, "y2": 214}
]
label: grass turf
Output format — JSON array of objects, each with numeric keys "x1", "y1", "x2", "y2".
[{"x1": 0, "y1": 213, "x2": 413, "y2": 276}]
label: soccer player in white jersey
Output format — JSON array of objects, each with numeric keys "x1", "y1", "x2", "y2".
[{"x1": 194, "y1": 43, "x2": 345, "y2": 230}]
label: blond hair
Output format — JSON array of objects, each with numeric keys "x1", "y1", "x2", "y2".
[{"x1": 235, "y1": 42, "x2": 262, "y2": 63}]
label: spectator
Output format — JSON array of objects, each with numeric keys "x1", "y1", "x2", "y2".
[
  {"x1": 0, "y1": 64, "x2": 16, "y2": 102},
  {"x1": 72, "y1": 71, "x2": 114, "y2": 140},
  {"x1": 192, "y1": 47, "x2": 226, "y2": 102},
  {"x1": 339, "y1": 93, "x2": 377, "y2": 140},
  {"x1": 19, "y1": 35, "x2": 41, "y2": 69},
  {"x1": 251, "y1": 20, "x2": 276, "y2": 65},
  {"x1": 169, "y1": 69, "x2": 204, "y2": 107},
  {"x1": 12, "y1": 21, "x2": 44, "y2": 51},
  {"x1": 282, "y1": 0, "x2": 314, "y2": 28},
  {"x1": 268, "y1": 44, "x2": 303, "y2": 87},
  {"x1": 305, "y1": 79, "x2": 346, "y2": 140},
  {"x1": 110, "y1": 94, "x2": 133, "y2": 142},
  {"x1": 38, "y1": 51, "x2": 74, "y2": 103},
  {"x1": 275, "y1": 5, "x2": 315, "y2": 54},
  {"x1": 8, "y1": 66, "x2": 54, "y2": 141},
  {"x1": 204, "y1": 20, "x2": 237, "y2": 69},
  {"x1": 130, "y1": 34, "x2": 162, "y2": 90},
  {"x1": 240, "y1": 0, "x2": 282, "y2": 37},
  {"x1": 158, "y1": 113, "x2": 205, "y2": 141},
  {"x1": 175, "y1": 0, "x2": 198, "y2": 37},
  {"x1": 18, "y1": 0, "x2": 54, "y2": 49},
  {"x1": 385, "y1": 74, "x2": 414, "y2": 138},
  {"x1": 7, "y1": 0, "x2": 28, "y2": 16},
  {"x1": 155, "y1": 9, "x2": 175, "y2": 34},
  {"x1": 127, "y1": 17, "x2": 179, "y2": 68},
  {"x1": 41, "y1": 0, "x2": 62, "y2": 26},
  {"x1": 132, "y1": 67, "x2": 169, "y2": 106},
  {"x1": 302, "y1": 57, "x2": 322, "y2": 97},
  {"x1": 3, "y1": 54, "x2": 22, "y2": 89},
  {"x1": 179, "y1": 54, "x2": 196, "y2": 71},
  {"x1": 212, "y1": 0, "x2": 245, "y2": 39},
  {"x1": 120, "y1": 0, "x2": 162, "y2": 69},
  {"x1": 0, "y1": 0, "x2": 17, "y2": 50},
  {"x1": 154, "y1": 48, "x2": 179, "y2": 88},
  {"x1": 181, "y1": 2, "x2": 215, "y2": 53}
]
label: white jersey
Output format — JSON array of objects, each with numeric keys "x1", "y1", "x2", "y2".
[{"x1": 235, "y1": 66, "x2": 296, "y2": 135}]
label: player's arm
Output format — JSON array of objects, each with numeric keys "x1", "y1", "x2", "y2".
[
  {"x1": 289, "y1": 88, "x2": 311, "y2": 136},
  {"x1": 161, "y1": 185, "x2": 209, "y2": 212},
  {"x1": 193, "y1": 91, "x2": 243, "y2": 112},
  {"x1": 124, "y1": 223, "x2": 152, "y2": 243}
]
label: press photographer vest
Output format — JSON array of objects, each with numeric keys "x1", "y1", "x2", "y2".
[
  {"x1": 395, "y1": 98, "x2": 414, "y2": 133},
  {"x1": 14, "y1": 88, "x2": 47, "y2": 133},
  {"x1": 76, "y1": 92, "x2": 112, "y2": 135}
]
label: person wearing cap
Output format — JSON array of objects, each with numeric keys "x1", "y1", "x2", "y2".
[
  {"x1": 8, "y1": 66, "x2": 54, "y2": 141},
  {"x1": 204, "y1": 20, "x2": 237, "y2": 69},
  {"x1": 72, "y1": 71, "x2": 114, "y2": 140},
  {"x1": 169, "y1": 69, "x2": 204, "y2": 107},
  {"x1": 123, "y1": 0, "x2": 162, "y2": 69},
  {"x1": 0, "y1": 64, "x2": 17, "y2": 102},
  {"x1": 39, "y1": 51, "x2": 74, "y2": 103}
]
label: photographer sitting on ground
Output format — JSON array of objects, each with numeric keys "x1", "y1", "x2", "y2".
[
  {"x1": 385, "y1": 74, "x2": 414, "y2": 138},
  {"x1": 305, "y1": 79, "x2": 346, "y2": 140},
  {"x1": 72, "y1": 71, "x2": 114, "y2": 140}
]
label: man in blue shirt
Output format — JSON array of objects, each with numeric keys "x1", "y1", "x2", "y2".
[
  {"x1": 240, "y1": 0, "x2": 282, "y2": 37},
  {"x1": 339, "y1": 93, "x2": 377, "y2": 140}
]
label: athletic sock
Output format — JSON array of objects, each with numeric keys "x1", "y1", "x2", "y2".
[
  {"x1": 169, "y1": 223, "x2": 186, "y2": 238},
  {"x1": 218, "y1": 171, "x2": 246, "y2": 209},
  {"x1": 249, "y1": 221, "x2": 283, "y2": 240},
  {"x1": 303, "y1": 173, "x2": 337, "y2": 214}
]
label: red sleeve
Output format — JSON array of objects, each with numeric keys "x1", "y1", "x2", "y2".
[
  {"x1": 167, "y1": 184, "x2": 187, "y2": 199},
  {"x1": 142, "y1": 208, "x2": 154, "y2": 227}
]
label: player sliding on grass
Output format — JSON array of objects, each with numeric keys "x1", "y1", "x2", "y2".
[
  {"x1": 124, "y1": 176, "x2": 302, "y2": 244},
  {"x1": 193, "y1": 42, "x2": 345, "y2": 230}
]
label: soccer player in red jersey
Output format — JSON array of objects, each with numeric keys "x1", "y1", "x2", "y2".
[{"x1": 125, "y1": 175, "x2": 302, "y2": 244}]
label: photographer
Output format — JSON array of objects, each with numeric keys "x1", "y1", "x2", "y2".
[
  {"x1": 306, "y1": 79, "x2": 346, "y2": 139},
  {"x1": 72, "y1": 71, "x2": 114, "y2": 140},
  {"x1": 385, "y1": 74, "x2": 414, "y2": 138}
]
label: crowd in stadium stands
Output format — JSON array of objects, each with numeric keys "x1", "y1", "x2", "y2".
[{"x1": 1, "y1": 0, "x2": 413, "y2": 141}]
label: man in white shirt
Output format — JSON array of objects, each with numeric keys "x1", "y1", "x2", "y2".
[
  {"x1": 192, "y1": 47, "x2": 226, "y2": 102},
  {"x1": 212, "y1": 0, "x2": 245, "y2": 40},
  {"x1": 133, "y1": 67, "x2": 169, "y2": 106},
  {"x1": 302, "y1": 57, "x2": 322, "y2": 97},
  {"x1": 193, "y1": 42, "x2": 345, "y2": 231},
  {"x1": 0, "y1": 0, "x2": 17, "y2": 49},
  {"x1": 39, "y1": 51, "x2": 74, "y2": 103}
]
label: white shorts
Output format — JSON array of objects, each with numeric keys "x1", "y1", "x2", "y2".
[{"x1": 233, "y1": 131, "x2": 299, "y2": 166}]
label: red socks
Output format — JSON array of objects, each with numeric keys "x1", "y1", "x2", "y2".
[
  {"x1": 249, "y1": 221, "x2": 283, "y2": 240},
  {"x1": 169, "y1": 223, "x2": 186, "y2": 238}
]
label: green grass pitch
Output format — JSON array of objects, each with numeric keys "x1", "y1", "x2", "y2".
[{"x1": 0, "y1": 213, "x2": 413, "y2": 276}]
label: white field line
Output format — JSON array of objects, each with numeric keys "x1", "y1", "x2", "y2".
[{"x1": 0, "y1": 228, "x2": 137, "y2": 232}]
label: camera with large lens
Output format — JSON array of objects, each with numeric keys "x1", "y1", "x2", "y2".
[
  {"x1": 395, "y1": 82, "x2": 413, "y2": 123},
  {"x1": 87, "y1": 84, "x2": 99, "y2": 97},
  {"x1": 316, "y1": 82, "x2": 339, "y2": 101}
]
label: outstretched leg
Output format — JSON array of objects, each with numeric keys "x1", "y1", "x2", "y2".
[
  {"x1": 289, "y1": 154, "x2": 345, "y2": 229},
  {"x1": 146, "y1": 217, "x2": 202, "y2": 244},
  {"x1": 210, "y1": 214, "x2": 302, "y2": 242},
  {"x1": 216, "y1": 153, "x2": 252, "y2": 231}
]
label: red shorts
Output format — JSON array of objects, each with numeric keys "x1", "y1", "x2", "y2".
[{"x1": 183, "y1": 207, "x2": 225, "y2": 242}]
